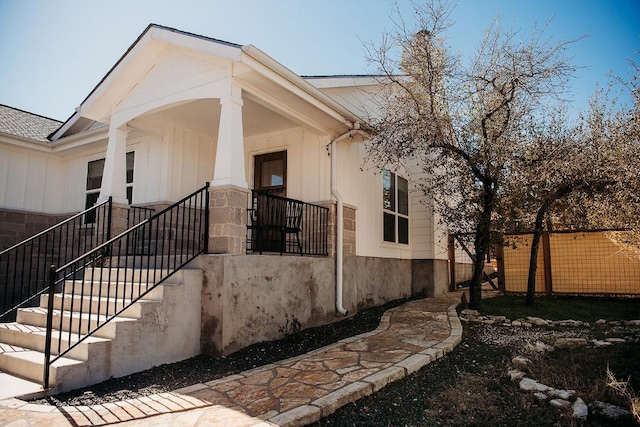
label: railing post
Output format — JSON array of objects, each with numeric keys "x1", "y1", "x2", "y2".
[
  {"x1": 106, "y1": 196, "x2": 113, "y2": 241},
  {"x1": 43, "y1": 265, "x2": 56, "y2": 390},
  {"x1": 204, "y1": 182, "x2": 210, "y2": 254}
]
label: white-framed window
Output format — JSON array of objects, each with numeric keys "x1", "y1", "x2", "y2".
[
  {"x1": 382, "y1": 169, "x2": 409, "y2": 244},
  {"x1": 85, "y1": 152, "x2": 134, "y2": 222}
]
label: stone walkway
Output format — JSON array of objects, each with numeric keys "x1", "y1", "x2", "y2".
[{"x1": 0, "y1": 294, "x2": 462, "y2": 427}]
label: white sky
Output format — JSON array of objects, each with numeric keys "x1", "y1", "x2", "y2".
[{"x1": 0, "y1": 0, "x2": 638, "y2": 121}]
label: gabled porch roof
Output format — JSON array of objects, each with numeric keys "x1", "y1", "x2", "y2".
[{"x1": 50, "y1": 24, "x2": 365, "y2": 142}]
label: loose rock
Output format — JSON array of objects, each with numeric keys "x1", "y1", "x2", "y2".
[
  {"x1": 512, "y1": 356, "x2": 531, "y2": 369},
  {"x1": 519, "y1": 378, "x2": 551, "y2": 393},
  {"x1": 555, "y1": 319, "x2": 586, "y2": 327},
  {"x1": 572, "y1": 397, "x2": 588, "y2": 423},
  {"x1": 589, "y1": 400, "x2": 632, "y2": 421},
  {"x1": 548, "y1": 388, "x2": 575, "y2": 400},
  {"x1": 461, "y1": 309, "x2": 480, "y2": 317},
  {"x1": 554, "y1": 338, "x2": 588, "y2": 349},
  {"x1": 508, "y1": 369, "x2": 526, "y2": 381},
  {"x1": 529, "y1": 341, "x2": 554, "y2": 353},
  {"x1": 527, "y1": 316, "x2": 550, "y2": 326},
  {"x1": 549, "y1": 398, "x2": 571, "y2": 408}
]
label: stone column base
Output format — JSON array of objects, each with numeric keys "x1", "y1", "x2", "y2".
[{"x1": 208, "y1": 187, "x2": 249, "y2": 254}]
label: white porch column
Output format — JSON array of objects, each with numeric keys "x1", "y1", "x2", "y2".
[
  {"x1": 98, "y1": 126, "x2": 129, "y2": 205},
  {"x1": 211, "y1": 85, "x2": 248, "y2": 189}
]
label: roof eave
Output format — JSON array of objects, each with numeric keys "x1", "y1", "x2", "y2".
[{"x1": 240, "y1": 44, "x2": 365, "y2": 132}]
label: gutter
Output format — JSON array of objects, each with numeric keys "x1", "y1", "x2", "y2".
[{"x1": 330, "y1": 125, "x2": 368, "y2": 316}]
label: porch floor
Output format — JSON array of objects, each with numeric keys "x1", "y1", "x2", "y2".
[{"x1": 0, "y1": 292, "x2": 470, "y2": 427}]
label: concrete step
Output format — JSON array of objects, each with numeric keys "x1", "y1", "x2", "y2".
[
  {"x1": 0, "y1": 322, "x2": 110, "y2": 360},
  {"x1": 107, "y1": 254, "x2": 194, "y2": 269},
  {"x1": 0, "y1": 344, "x2": 83, "y2": 387},
  {"x1": 39, "y1": 293, "x2": 160, "y2": 319},
  {"x1": 17, "y1": 307, "x2": 136, "y2": 339},
  {"x1": 63, "y1": 280, "x2": 164, "y2": 301},
  {"x1": 83, "y1": 267, "x2": 170, "y2": 283}
]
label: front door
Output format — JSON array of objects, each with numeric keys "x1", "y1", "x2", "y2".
[
  {"x1": 252, "y1": 151, "x2": 287, "y2": 252},
  {"x1": 254, "y1": 151, "x2": 287, "y2": 196}
]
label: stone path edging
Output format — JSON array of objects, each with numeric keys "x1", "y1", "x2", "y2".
[{"x1": 0, "y1": 295, "x2": 462, "y2": 427}]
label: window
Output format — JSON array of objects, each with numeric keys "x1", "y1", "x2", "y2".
[
  {"x1": 382, "y1": 169, "x2": 409, "y2": 244},
  {"x1": 85, "y1": 152, "x2": 134, "y2": 223}
]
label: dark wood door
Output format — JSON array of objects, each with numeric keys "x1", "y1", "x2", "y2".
[
  {"x1": 254, "y1": 151, "x2": 287, "y2": 196},
  {"x1": 253, "y1": 151, "x2": 287, "y2": 252}
]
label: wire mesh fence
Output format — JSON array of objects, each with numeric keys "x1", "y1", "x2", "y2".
[{"x1": 502, "y1": 229, "x2": 640, "y2": 296}]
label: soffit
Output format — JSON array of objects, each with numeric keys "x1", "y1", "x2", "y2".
[{"x1": 140, "y1": 98, "x2": 299, "y2": 138}]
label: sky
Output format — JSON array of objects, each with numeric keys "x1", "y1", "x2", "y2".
[{"x1": 0, "y1": 0, "x2": 638, "y2": 122}]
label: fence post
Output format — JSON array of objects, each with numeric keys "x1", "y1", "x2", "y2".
[
  {"x1": 448, "y1": 235, "x2": 456, "y2": 291},
  {"x1": 495, "y1": 243, "x2": 506, "y2": 293},
  {"x1": 43, "y1": 265, "x2": 56, "y2": 390},
  {"x1": 542, "y1": 231, "x2": 553, "y2": 297}
]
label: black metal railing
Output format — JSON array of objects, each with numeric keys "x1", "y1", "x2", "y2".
[
  {"x1": 128, "y1": 206, "x2": 156, "y2": 255},
  {"x1": 0, "y1": 199, "x2": 112, "y2": 322},
  {"x1": 247, "y1": 191, "x2": 328, "y2": 256},
  {"x1": 128, "y1": 206, "x2": 156, "y2": 227},
  {"x1": 43, "y1": 183, "x2": 209, "y2": 388}
]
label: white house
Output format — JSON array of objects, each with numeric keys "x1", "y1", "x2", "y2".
[{"x1": 0, "y1": 24, "x2": 449, "y2": 394}]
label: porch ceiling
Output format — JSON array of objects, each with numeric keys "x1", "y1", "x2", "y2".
[{"x1": 142, "y1": 98, "x2": 299, "y2": 138}]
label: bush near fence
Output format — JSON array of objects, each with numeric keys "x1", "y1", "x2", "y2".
[{"x1": 503, "y1": 230, "x2": 640, "y2": 295}]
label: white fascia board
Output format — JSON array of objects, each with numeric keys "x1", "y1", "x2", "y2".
[
  {"x1": 0, "y1": 126, "x2": 108, "y2": 157},
  {"x1": 149, "y1": 26, "x2": 242, "y2": 62},
  {"x1": 49, "y1": 112, "x2": 80, "y2": 141},
  {"x1": 240, "y1": 45, "x2": 362, "y2": 129},
  {"x1": 0, "y1": 133, "x2": 54, "y2": 153},
  {"x1": 49, "y1": 126, "x2": 108, "y2": 153},
  {"x1": 304, "y1": 76, "x2": 382, "y2": 89}
]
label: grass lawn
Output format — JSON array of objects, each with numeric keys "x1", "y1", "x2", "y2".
[{"x1": 479, "y1": 295, "x2": 640, "y2": 322}]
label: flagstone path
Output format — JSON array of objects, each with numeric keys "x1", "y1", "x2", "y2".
[{"x1": 0, "y1": 294, "x2": 462, "y2": 427}]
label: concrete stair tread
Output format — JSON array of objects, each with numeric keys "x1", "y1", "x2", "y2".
[
  {"x1": 0, "y1": 345, "x2": 84, "y2": 366},
  {"x1": 0, "y1": 322, "x2": 111, "y2": 344},
  {"x1": 55, "y1": 293, "x2": 162, "y2": 303},
  {"x1": 63, "y1": 280, "x2": 165, "y2": 301},
  {"x1": 18, "y1": 307, "x2": 138, "y2": 322}
]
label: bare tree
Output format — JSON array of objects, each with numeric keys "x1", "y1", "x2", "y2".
[
  {"x1": 365, "y1": 0, "x2": 578, "y2": 308},
  {"x1": 501, "y1": 59, "x2": 640, "y2": 305},
  {"x1": 501, "y1": 104, "x2": 618, "y2": 306}
]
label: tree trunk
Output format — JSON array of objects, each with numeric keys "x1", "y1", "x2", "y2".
[
  {"x1": 469, "y1": 239, "x2": 486, "y2": 309},
  {"x1": 526, "y1": 205, "x2": 548, "y2": 306},
  {"x1": 468, "y1": 184, "x2": 494, "y2": 310}
]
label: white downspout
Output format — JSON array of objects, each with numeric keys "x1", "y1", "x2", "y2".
[{"x1": 330, "y1": 126, "x2": 366, "y2": 316}]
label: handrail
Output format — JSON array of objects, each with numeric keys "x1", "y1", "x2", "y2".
[
  {"x1": 247, "y1": 191, "x2": 328, "y2": 256},
  {"x1": 43, "y1": 183, "x2": 209, "y2": 389},
  {"x1": 0, "y1": 199, "x2": 112, "y2": 256},
  {"x1": 0, "y1": 198, "x2": 112, "y2": 321}
]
